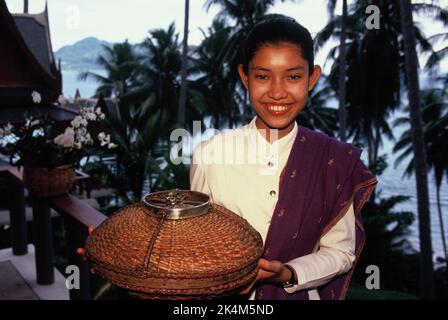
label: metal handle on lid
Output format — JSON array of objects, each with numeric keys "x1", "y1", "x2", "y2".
[{"x1": 142, "y1": 189, "x2": 210, "y2": 219}]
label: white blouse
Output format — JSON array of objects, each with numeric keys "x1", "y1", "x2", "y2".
[{"x1": 190, "y1": 116, "x2": 356, "y2": 300}]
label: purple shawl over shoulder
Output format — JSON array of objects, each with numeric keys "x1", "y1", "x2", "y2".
[{"x1": 254, "y1": 125, "x2": 378, "y2": 300}]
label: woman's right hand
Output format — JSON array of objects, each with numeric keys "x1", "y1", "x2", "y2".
[{"x1": 238, "y1": 258, "x2": 292, "y2": 295}]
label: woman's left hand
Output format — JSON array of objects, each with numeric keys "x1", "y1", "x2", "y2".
[{"x1": 238, "y1": 258, "x2": 292, "y2": 295}]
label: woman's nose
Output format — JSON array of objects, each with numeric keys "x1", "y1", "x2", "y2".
[{"x1": 268, "y1": 79, "x2": 288, "y2": 100}]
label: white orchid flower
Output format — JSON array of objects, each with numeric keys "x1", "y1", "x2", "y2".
[
  {"x1": 71, "y1": 116, "x2": 83, "y2": 128},
  {"x1": 81, "y1": 107, "x2": 94, "y2": 116},
  {"x1": 108, "y1": 142, "x2": 118, "y2": 149},
  {"x1": 80, "y1": 118, "x2": 88, "y2": 127},
  {"x1": 54, "y1": 127, "x2": 75, "y2": 148},
  {"x1": 76, "y1": 127, "x2": 87, "y2": 136},
  {"x1": 77, "y1": 135, "x2": 86, "y2": 143},
  {"x1": 98, "y1": 132, "x2": 111, "y2": 147},
  {"x1": 31, "y1": 91, "x2": 42, "y2": 104},
  {"x1": 65, "y1": 127, "x2": 75, "y2": 137},
  {"x1": 85, "y1": 112, "x2": 97, "y2": 121},
  {"x1": 98, "y1": 132, "x2": 106, "y2": 141}
]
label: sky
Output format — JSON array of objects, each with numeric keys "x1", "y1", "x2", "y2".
[
  {"x1": 5, "y1": 0, "x2": 447, "y2": 68},
  {"x1": 5, "y1": 0, "x2": 331, "y2": 50}
]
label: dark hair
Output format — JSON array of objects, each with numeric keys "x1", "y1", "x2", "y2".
[{"x1": 242, "y1": 15, "x2": 314, "y2": 74}]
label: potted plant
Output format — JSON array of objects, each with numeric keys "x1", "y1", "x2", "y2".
[{"x1": 0, "y1": 92, "x2": 117, "y2": 197}]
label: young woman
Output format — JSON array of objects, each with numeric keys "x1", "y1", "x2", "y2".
[{"x1": 190, "y1": 15, "x2": 377, "y2": 300}]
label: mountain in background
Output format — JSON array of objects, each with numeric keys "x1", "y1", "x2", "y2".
[
  {"x1": 55, "y1": 37, "x2": 113, "y2": 71},
  {"x1": 55, "y1": 36, "x2": 192, "y2": 72}
]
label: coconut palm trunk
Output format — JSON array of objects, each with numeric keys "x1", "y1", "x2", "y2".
[
  {"x1": 178, "y1": 0, "x2": 190, "y2": 128},
  {"x1": 436, "y1": 184, "x2": 448, "y2": 268},
  {"x1": 338, "y1": 0, "x2": 347, "y2": 142},
  {"x1": 399, "y1": 0, "x2": 434, "y2": 298}
]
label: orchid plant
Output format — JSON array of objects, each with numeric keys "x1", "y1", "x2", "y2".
[{"x1": 0, "y1": 92, "x2": 117, "y2": 169}]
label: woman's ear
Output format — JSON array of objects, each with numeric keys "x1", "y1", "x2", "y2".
[
  {"x1": 238, "y1": 64, "x2": 249, "y2": 90},
  {"x1": 308, "y1": 65, "x2": 322, "y2": 92}
]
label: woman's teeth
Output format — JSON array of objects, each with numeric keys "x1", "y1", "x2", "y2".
[{"x1": 268, "y1": 105, "x2": 288, "y2": 112}]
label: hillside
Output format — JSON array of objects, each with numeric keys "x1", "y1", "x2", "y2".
[{"x1": 54, "y1": 37, "x2": 112, "y2": 71}]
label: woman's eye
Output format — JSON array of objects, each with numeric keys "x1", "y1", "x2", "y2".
[
  {"x1": 288, "y1": 75, "x2": 302, "y2": 80},
  {"x1": 255, "y1": 74, "x2": 269, "y2": 80}
]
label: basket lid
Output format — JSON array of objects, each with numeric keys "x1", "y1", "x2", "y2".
[
  {"x1": 85, "y1": 189, "x2": 264, "y2": 299},
  {"x1": 142, "y1": 189, "x2": 210, "y2": 219}
]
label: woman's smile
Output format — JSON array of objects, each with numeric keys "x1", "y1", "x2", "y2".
[{"x1": 265, "y1": 103, "x2": 294, "y2": 116}]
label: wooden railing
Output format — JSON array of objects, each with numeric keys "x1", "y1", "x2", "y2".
[{"x1": 0, "y1": 163, "x2": 107, "y2": 300}]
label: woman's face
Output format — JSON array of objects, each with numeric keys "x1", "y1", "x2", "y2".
[{"x1": 238, "y1": 42, "x2": 321, "y2": 140}]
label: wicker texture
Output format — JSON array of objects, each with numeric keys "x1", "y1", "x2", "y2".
[
  {"x1": 85, "y1": 199, "x2": 264, "y2": 299},
  {"x1": 23, "y1": 164, "x2": 76, "y2": 197}
]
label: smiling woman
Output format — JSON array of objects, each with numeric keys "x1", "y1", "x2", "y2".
[{"x1": 190, "y1": 15, "x2": 377, "y2": 301}]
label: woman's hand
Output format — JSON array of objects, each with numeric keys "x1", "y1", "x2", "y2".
[{"x1": 238, "y1": 258, "x2": 292, "y2": 295}]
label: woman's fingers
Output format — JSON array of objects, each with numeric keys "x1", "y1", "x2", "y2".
[
  {"x1": 76, "y1": 247, "x2": 87, "y2": 261},
  {"x1": 258, "y1": 258, "x2": 282, "y2": 273},
  {"x1": 237, "y1": 259, "x2": 286, "y2": 296}
]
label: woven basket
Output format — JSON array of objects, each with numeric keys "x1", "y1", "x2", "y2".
[
  {"x1": 23, "y1": 164, "x2": 76, "y2": 197},
  {"x1": 85, "y1": 189, "x2": 264, "y2": 299}
]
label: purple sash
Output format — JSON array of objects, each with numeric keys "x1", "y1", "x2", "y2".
[{"x1": 254, "y1": 125, "x2": 378, "y2": 300}]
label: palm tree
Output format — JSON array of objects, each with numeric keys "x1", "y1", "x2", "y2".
[
  {"x1": 136, "y1": 23, "x2": 202, "y2": 133},
  {"x1": 399, "y1": 0, "x2": 434, "y2": 299},
  {"x1": 86, "y1": 25, "x2": 200, "y2": 203},
  {"x1": 420, "y1": 4, "x2": 448, "y2": 71},
  {"x1": 178, "y1": 0, "x2": 190, "y2": 128},
  {"x1": 315, "y1": 0, "x2": 435, "y2": 168},
  {"x1": 327, "y1": 0, "x2": 348, "y2": 142},
  {"x1": 78, "y1": 41, "x2": 138, "y2": 99},
  {"x1": 129, "y1": 23, "x2": 183, "y2": 137},
  {"x1": 102, "y1": 105, "x2": 161, "y2": 203},
  {"x1": 190, "y1": 18, "x2": 241, "y2": 129},
  {"x1": 393, "y1": 88, "x2": 448, "y2": 271},
  {"x1": 424, "y1": 5, "x2": 448, "y2": 94},
  {"x1": 78, "y1": 41, "x2": 139, "y2": 126}
]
